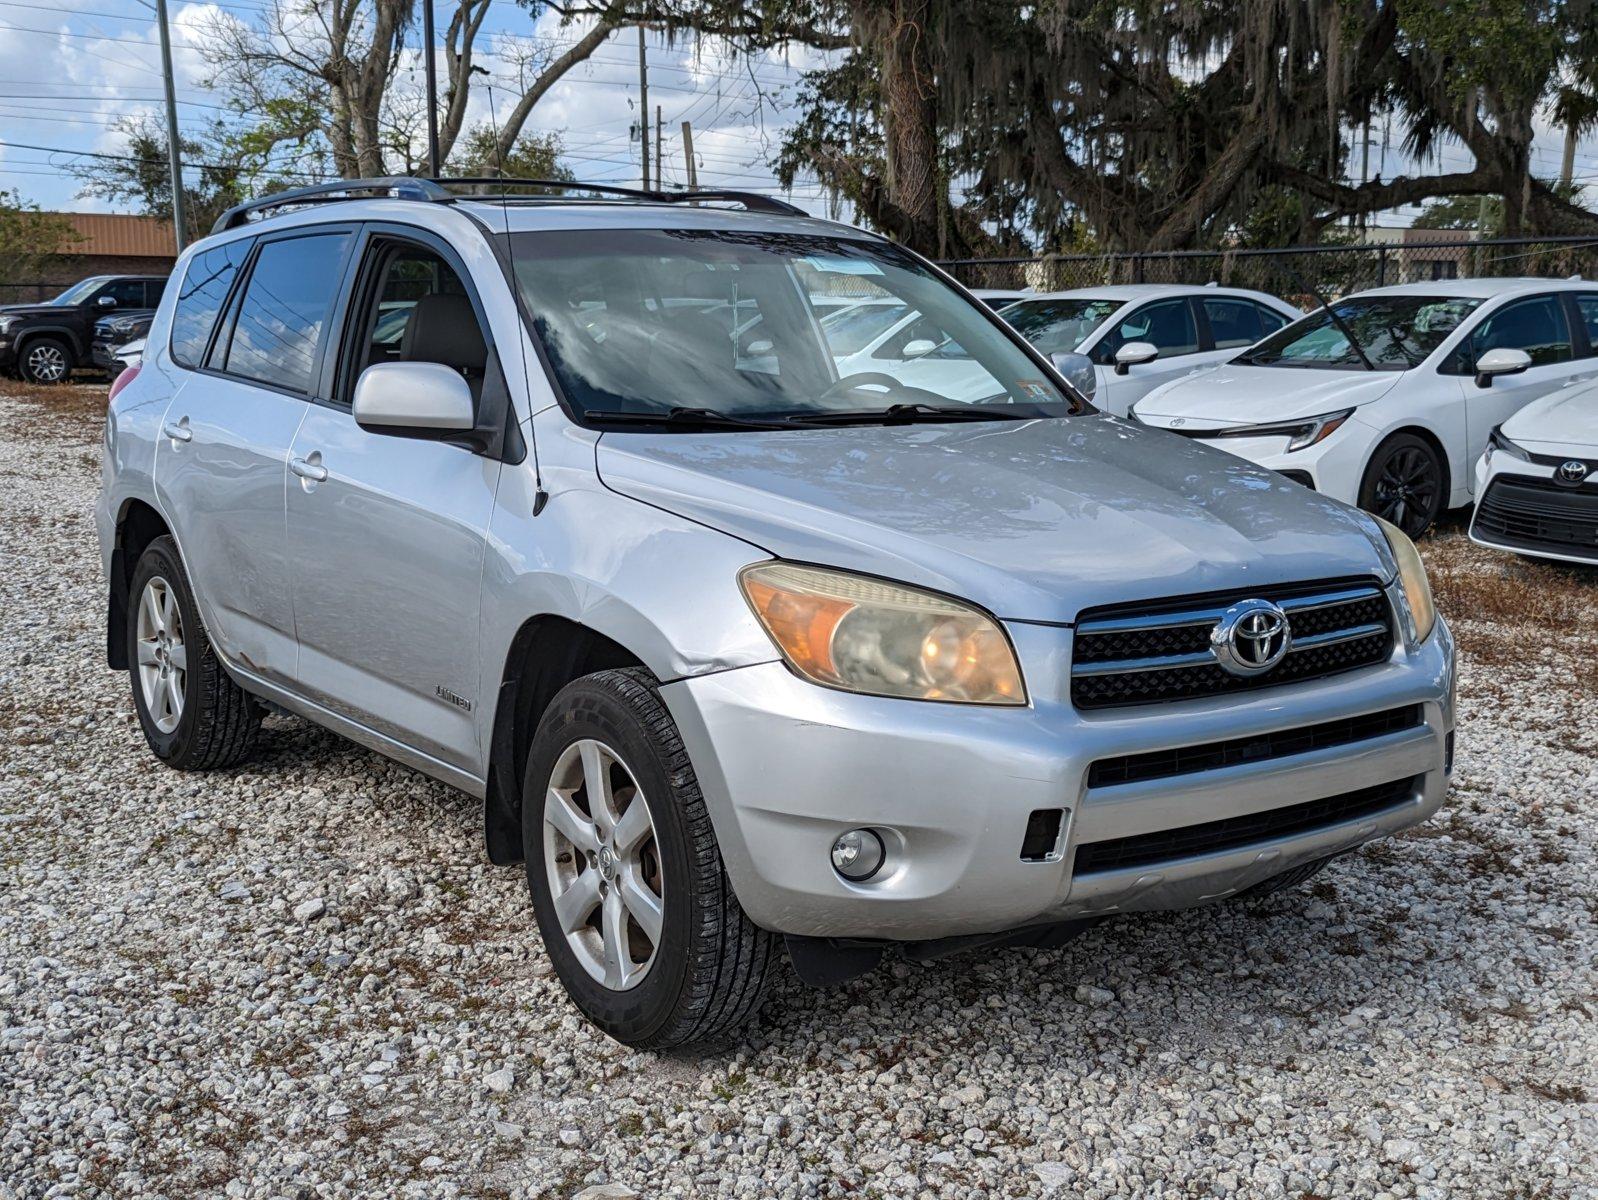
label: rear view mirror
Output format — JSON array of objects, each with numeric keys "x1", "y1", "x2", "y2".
[
  {"x1": 1473, "y1": 347, "x2": 1532, "y2": 388},
  {"x1": 902, "y1": 338, "x2": 937, "y2": 358},
  {"x1": 1114, "y1": 341, "x2": 1159, "y2": 374},
  {"x1": 1050, "y1": 351, "x2": 1097, "y2": 400},
  {"x1": 353, "y1": 361, "x2": 475, "y2": 435}
]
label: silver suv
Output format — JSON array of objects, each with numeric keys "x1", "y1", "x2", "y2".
[{"x1": 97, "y1": 179, "x2": 1456, "y2": 1048}]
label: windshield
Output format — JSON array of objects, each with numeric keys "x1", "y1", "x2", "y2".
[
  {"x1": 1001, "y1": 297, "x2": 1125, "y2": 356},
  {"x1": 507, "y1": 229, "x2": 1076, "y2": 424},
  {"x1": 50, "y1": 277, "x2": 109, "y2": 306},
  {"x1": 1240, "y1": 295, "x2": 1482, "y2": 371}
]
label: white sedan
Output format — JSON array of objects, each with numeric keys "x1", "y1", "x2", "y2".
[
  {"x1": 998, "y1": 284, "x2": 1302, "y2": 415},
  {"x1": 1132, "y1": 278, "x2": 1598, "y2": 536},
  {"x1": 1470, "y1": 379, "x2": 1598, "y2": 564}
]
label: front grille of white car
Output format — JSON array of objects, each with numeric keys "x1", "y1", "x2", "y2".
[
  {"x1": 1070, "y1": 579, "x2": 1394, "y2": 709},
  {"x1": 1473, "y1": 475, "x2": 1598, "y2": 560}
]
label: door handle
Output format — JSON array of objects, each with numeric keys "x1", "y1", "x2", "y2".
[
  {"x1": 290, "y1": 455, "x2": 328, "y2": 483},
  {"x1": 161, "y1": 417, "x2": 192, "y2": 443}
]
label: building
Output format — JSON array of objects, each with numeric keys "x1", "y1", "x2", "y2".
[
  {"x1": 1361, "y1": 226, "x2": 1478, "y2": 283},
  {"x1": 1, "y1": 213, "x2": 177, "y2": 304}
]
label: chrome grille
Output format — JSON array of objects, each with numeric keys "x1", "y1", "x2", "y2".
[{"x1": 1071, "y1": 580, "x2": 1394, "y2": 709}]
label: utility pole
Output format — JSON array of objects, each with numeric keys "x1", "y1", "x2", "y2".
[
  {"x1": 422, "y1": 0, "x2": 440, "y2": 177},
  {"x1": 681, "y1": 121, "x2": 698, "y2": 189},
  {"x1": 638, "y1": 27, "x2": 649, "y2": 190},
  {"x1": 655, "y1": 105, "x2": 663, "y2": 190},
  {"x1": 154, "y1": 0, "x2": 187, "y2": 251}
]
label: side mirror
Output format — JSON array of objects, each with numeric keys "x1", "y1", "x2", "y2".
[
  {"x1": 1474, "y1": 347, "x2": 1532, "y2": 388},
  {"x1": 745, "y1": 339, "x2": 774, "y2": 355},
  {"x1": 1113, "y1": 341, "x2": 1159, "y2": 375},
  {"x1": 96, "y1": 295, "x2": 117, "y2": 310},
  {"x1": 353, "y1": 361, "x2": 475, "y2": 436},
  {"x1": 1049, "y1": 350, "x2": 1098, "y2": 400},
  {"x1": 902, "y1": 338, "x2": 938, "y2": 359}
]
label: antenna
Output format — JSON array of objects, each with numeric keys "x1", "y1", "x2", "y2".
[{"x1": 486, "y1": 85, "x2": 507, "y2": 182}]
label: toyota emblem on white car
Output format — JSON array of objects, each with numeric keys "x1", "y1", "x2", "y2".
[
  {"x1": 1211, "y1": 599, "x2": 1293, "y2": 676},
  {"x1": 1556, "y1": 459, "x2": 1589, "y2": 485}
]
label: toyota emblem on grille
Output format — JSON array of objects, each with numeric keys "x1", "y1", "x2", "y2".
[
  {"x1": 1556, "y1": 459, "x2": 1589, "y2": 485},
  {"x1": 1211, "y1": 599, "x2": 1292, "y2": 676}
]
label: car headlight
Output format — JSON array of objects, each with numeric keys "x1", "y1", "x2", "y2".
[
  {"x1": 739, "y1": 561, "x2": 1026, "y2": 704},
  {"x1": 1216, "y1": 408, "x2": 1354, "y2": 452},
  {"x1": 0, "y1": 316, "x2": 14, "y2": 334},
  {"x1": 1484, "y1": 424, "x2": 1530, "y2": 465},
  {"x1": 1374, "y1": 515, "x2": 1436, "y2": 645}
]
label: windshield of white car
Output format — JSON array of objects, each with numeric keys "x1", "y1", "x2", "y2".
[
  {"x1": 1236, "y1": 296, "x2": 1482, "y2": 371},
  {"x1": 507, "y1": 228, "x2": 1080, "y2": 426},
  {"x1": 999, "y1": 298, "x2": 1125, "y2": 356},
  {"x1": 50, "y1": 277, "x2": 110, "y2": 306}
]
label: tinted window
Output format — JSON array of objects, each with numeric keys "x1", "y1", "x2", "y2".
[
  {"x1": 224, "y1": 233, "x2": 350, "y2": 393},
  {"x1": 143, "y1": 280, "x2": 167, "y2": 308},
  {"x1": 1203, "y1": 298, "x2": 1265, "y2": 349},
  {"x1": 99, "y1": 279, "x2": 147, "y2": 308},
  {"x1": 170, "y1": 241, "x2": 251, "y2": 367},
  {"x1": 1468, "y1": 296, "x2": 1572, "y2": 368},
  {"x1": 1098, "y1": 298, "x2": 1199, "y2": 360},
  {"x1": 1573, "y1": 295, "x2": 1598, "y2": 356}
]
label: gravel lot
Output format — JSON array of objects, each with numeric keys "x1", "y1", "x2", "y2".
[{"x1": 1, "y1": 382, "x2": 1595, "y2": 1200}]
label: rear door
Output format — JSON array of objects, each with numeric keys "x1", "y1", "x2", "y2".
[
  {"x1": 154, "y1": 229, "x2": 354, "y2": 685},
  {"x1": 283, "y1": 226, "x2": 503, "y2": 771}
]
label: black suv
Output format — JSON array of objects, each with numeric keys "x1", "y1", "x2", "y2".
[{"x1": 0, "y1": 275, "x2": 167, "y2": 383}]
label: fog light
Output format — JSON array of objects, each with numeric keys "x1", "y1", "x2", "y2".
[{"x1": 830, "y1": 829, "x2": 886, "y2": 882}]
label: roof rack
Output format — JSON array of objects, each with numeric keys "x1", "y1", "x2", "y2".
[{"x1": 210, "y1": 174, "x2": 806, "y2": 234}]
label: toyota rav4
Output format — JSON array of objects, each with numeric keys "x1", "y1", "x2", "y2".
[{"x1": 97, "y1": 178, "x2": 1456, "y2": 1048}]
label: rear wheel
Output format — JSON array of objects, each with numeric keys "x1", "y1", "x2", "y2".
[
  {"x1": 126, "y1": 536, "x2": 260, "y2": 769},
  {"x1": 19, "y1": 336, "x2": 72, "y2": 384},
  {"x1": 523, "y1": 668, "x2": 775, "y2": 1048},
  {"x1": 1358, "y1": 433, "x2": 1444, "y2": 538}
]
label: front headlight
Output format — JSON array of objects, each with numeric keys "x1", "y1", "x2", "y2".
[
  {"x1": 739, "y1": 562, "x2": 1026, "y2": 704},
  {"x1": 0, "y1": 316, "x2": 14, "y2": 334},
  {"x1": 1216, "y1": 409, "x2": 1354, "y2": 452},
  {"x1": 1374, "y1": 515, "x2": 1436, "y2": 645}
]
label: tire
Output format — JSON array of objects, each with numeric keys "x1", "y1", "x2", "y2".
[
  {"x1": 126, "y1": 535, "x2": 260, "y2": 770},
  {"x1": 1237, "y1": 854, "x2": 1333, "y2": 899},
  {"x1": 523, "y1": 667, "x2": 775, "y2": 1048},
  {"x1": 18, "y1": 336, "x2": 73, "y2": 384},
  {"x1": 1358, "y1": 432, "x2": 1445, "y2": 538}
]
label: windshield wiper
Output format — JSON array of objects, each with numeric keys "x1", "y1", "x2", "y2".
[
  {"x1": 787, "y1": 402, "x2": 1036, "y2": 426},
  {"x1": 584, "y1": 406, "x2": 815, "y2": 431}
]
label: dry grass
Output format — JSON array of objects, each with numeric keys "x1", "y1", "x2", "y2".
[{"x1": 2, "y1": 381, "x2": 108, "y2": 440}]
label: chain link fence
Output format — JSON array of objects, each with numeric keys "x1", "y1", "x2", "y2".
[{"x1": 938, "y1": 235, "x2": 1598, "y2": 310}]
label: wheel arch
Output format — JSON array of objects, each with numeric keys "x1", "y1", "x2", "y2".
[
  {"x1": 107, "y1": 498, "x2": 173, "y2": 669},
  {"x1": 1359, "y1": 422, "x2": 1455, "y2": 515},
  {"x1": 16, "y1": 325, "x2": 85, "y2": 360},
  {"x1": 482, "y1": 614, "x2": 648, "y2": 865}
]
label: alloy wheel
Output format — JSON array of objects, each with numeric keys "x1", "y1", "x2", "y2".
[
  {"x1": 24, "y1": 343, "x2": 67, "y2": 384},
  {"x1": 135, "y1": 576, "x2": 187, "y2": 734},
  {"x1": 1372, "y1": 445, "x2": 1439, "y2": 537},
  {"x1": 542, "y1": 738, "x2": 664, "y2": 991}
]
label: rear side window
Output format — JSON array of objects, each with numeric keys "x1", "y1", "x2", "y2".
[
  {"x1": 144, "y1": 280, "x2": 167, "y2": 308},
  {"x1": 170, "y1": 240, "x2": 251, "y2": 367},
  {"x1": 223, "y1": 233, "x2": 351, "y2": 394},
  {"x1": 1203, "y1": 298, "x2": 1265, "y2": 349},
  {"x1": 1573, "y1": 294, "x2": 1598, "y2": 354}
]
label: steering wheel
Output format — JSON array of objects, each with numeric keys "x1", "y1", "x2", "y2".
[{"x1": 815, "y1": 372, "x2": 951, "y2": 409}]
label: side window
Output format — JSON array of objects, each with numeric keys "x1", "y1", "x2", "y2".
[
  {"x1": 1574, "y1": 294, "x2": 1598, "y2": 356},
  {"x1": 99, "y1": 279, "x2": 146, "y2": 308},
  {"x1": 1468, "y1": 295, "x2": 1572, "y2": 369},
  {"x1": 144, "y1": 280, "x2": 167, "y2": 309},
  {"x1": 347, "y1": 240, "x2": 487, "y2": 401},
  {"x1": 1201, "y1": 298, "x2": 1264, "y2": 349},
  {"x1": 170, "y1": 240, "x2": 252, "y2": 368},
  {"x1": 1097, "y1": 298, "x2": 1199, "y2": 361},
  {"x1": 1253, "y1": 303, "x2": 1291, "y2": 336},
  {"x1": 223, "y1": 232, "x2": 352, "y2": 394}
]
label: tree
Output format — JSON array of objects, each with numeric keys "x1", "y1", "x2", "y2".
[
  {"x1": 450, "y1": 126, "x2": 572, "y2": 177},
  {"x1": 69, "y1": 114, "x2": 255, "y2": 238},
  {"x1": 0, "y1": 191, "x2": 83, "y2": 284}
]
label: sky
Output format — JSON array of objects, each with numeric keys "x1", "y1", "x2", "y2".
[{"x1": 2, "y1": 1, "x2": 1598, "y2": 233}]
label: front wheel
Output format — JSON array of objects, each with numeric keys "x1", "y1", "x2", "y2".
[
  {"x1": 523, "y1": 668, "x2": 775, "y2": 1048},
  {"x1": 1358, "y1": 433, "x2": 1445, "y2": 538},
  {"x1": 19, "y1": 336, "x2": 73, "y2": 384}
]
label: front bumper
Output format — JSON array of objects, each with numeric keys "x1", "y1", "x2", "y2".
[
  {"x1": 663, "y1": 617, "x2": 1455, "y2": 941},
  {"x1": 1470, "y1": 455, "x2": 1598, "y2": 564}
]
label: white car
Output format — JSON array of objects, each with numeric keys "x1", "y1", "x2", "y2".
[
  {"x1": 998, "y1": 284, "x2": 1302, "y2": 415},
  {"x1": 1132, "y1": 278, "x2": 1598, "y2": 536},
  {"x1": 1470, "y1": 380, "x2": 1598, "y2": 564}
]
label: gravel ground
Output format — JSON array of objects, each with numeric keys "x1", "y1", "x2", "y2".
[{"x1": 1, "y1": 383, "x2": 1595, "y2": 1200}]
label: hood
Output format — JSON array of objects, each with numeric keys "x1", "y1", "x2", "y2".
[
  {"x1": 595, "y1": 415, "x2": 1390, "y2": 623},
  {"x1": 1133, "y1": 364, "x2": 1404, "y2": 428},
  {"x1": 0, "y1": 304, "x2": 64, "y2": 318},
  {"x1": 1502, "y1": 382, "x2": 1598, "y2": 452}
]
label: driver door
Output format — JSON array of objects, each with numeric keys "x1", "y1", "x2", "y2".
[{"x1": 1088, "y1": 298, "x2": 1205, "y2": 415}]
